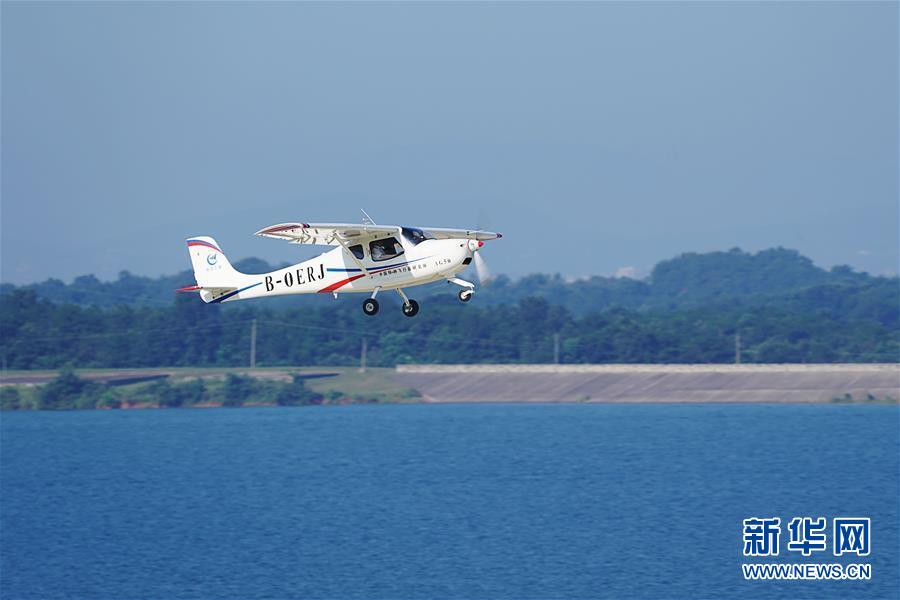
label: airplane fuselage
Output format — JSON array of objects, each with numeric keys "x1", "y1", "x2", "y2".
[{"x1": 203, "y1": 237, "x2": 471, "y2": 304}]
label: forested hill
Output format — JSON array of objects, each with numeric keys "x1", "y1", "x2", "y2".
[
  {"x1": 1, "y1": 247, "x2": 897, "y2": 369},
  {"x1": 1, "y1": 247, "x2": 892, "y2": 315}
]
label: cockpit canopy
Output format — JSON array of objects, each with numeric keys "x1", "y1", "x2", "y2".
[{"x1": 401, "y1": 227, "x2": 433, "y2": 246}]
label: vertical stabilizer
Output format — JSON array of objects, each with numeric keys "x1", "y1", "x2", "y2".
[{"x1": 185, "y1": 236, "x2": 244, "y2": 289}]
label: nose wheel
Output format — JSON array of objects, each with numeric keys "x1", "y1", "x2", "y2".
[
  {"x1": 402, "y1": 299, "x2": 419, "y2": 317},
  {"x1": 448, "y1": 278, "x2": 476, "y2": 304},
  {"x1": 362, "y1": 298, "x2": 379, "y2": 316}
]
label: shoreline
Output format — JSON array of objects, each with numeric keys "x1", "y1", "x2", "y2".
[{"x1": 2, "y1": 364, "x2": 898, "y2": 409}]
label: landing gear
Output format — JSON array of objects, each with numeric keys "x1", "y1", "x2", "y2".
[
  {"x1": 363, "y1": 287, "x2": 382, "y2": 316},
  {"x1": 402, "y1": 299, "x2": 420, "y2": 317},
  {"x1": 396, "y1": 288, "x2": 419, "y2": 317},
  {"x1": 362, "y1": 298, "x2": 379, "y2": 316},
  {"x1": 448, "y1": 277, "x2": 476, "y2": 304}
]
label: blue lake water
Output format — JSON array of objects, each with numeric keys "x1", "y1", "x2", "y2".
[{"x1": 1, "y1": 404, "x2": 898, "y2": 599}]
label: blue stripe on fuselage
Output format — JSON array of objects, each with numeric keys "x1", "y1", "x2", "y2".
[
  {"x1": 210, "y1": 282, "x2": 262, "y2": 303},
  {"x1": 327, "y1": 256, "x2": 432, "y2": 274}
]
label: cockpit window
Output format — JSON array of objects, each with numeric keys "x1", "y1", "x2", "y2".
[
  {"x1": 369, "y1": 237, "x2": 405, "y2": 262},
  {"x1": 348, "y1": 244, "x2": 365, "y2": 260},
  {"x1": 401, "y1": 227, "x2": 433, "y2": 246}
]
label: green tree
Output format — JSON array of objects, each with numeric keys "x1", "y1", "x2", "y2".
[
  {"x1": 37, "y1": 369, "x2": 105, "y2": 410},
  {"x1": 223, "y1": 373, "x2": 255, "y2": 407},
  {"x1": 38, "y1": 369, "x2": 86, "y2": 410},
  {"x1": 148, "y1": 379, "x2": 182, "y2": 408},
  {"x1": 96, "y1": 390, "x2": 122, "y2": 409},
  {"x1": 178, "y1": 379, "x2": 206, "y2": 406},
  {"x1": 1, "y1": 387, "x2": 21, "y2": 410},
  {"x1": 276, "y1": 375, "x2": 323, "y2": 406}
]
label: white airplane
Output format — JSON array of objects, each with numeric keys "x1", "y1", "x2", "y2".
[{"x1": 179, "y1": 217, "x2": 501, "y2": 316}]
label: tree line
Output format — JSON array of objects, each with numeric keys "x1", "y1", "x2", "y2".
[
  {"x1": 0, "y1": 369, "x2": 328, "y2": 411},
  {"x1": 4, "y1": 247, "x2": 891, "y2": 316},
  {"x1": 1, "y1": 275, "x2": 896, "y2": 369}
]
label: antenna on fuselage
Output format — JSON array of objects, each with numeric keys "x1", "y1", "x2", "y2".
[{"x1": 360, "y1": 209, "x2": 376, "y2": 225}]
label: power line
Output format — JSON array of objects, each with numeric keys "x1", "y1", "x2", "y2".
[
  {"x1": 1, "y1": 320, "x2": 255, "y2": 343},
  {"x1": 258, "y1": 319, "x2": 377, "y2": 337},
  {"x1": 260, "y1": 319, "x2": 527, "y2": 350},
  {"x1": 16, "y1": 287, "x2": 177, "y2": 307},
  {"x1": 0, "y1": 317, "x2": 554, "y2": 353},
  {"x1": 3, "y1": 317, "x2": 538, "y2": 355}
]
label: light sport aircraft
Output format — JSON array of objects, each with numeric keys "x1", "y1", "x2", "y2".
[{"x1": 179, "y1": 220, "x2": 501, "y2": 317}]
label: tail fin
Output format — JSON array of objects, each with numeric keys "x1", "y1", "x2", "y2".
[{"x1": 186, "y1": 236, "x2": 243, "y2": 289}]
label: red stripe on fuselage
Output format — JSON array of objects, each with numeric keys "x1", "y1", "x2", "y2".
[{"x1": 318, "y1": 273, "x2": 367, "y2": 293}]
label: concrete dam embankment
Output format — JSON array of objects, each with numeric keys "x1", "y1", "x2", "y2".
[{"x1": 392, "y1": 364, "x2": 900, "y2": 403}]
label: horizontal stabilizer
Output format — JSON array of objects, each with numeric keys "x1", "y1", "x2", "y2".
[{"x1": 175, "y1": 284, "x2": 239, "y2": 304}]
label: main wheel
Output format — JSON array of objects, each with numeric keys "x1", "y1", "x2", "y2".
[
  {"x1": 458, "y1": 289, "x2": 473, "y2": 303},
  {"x1": 402, "y1": 299, "x2": 419, "y2": 317},
  {"x1": 362, "y1": 298, "x2": 379, "y2": 316}
]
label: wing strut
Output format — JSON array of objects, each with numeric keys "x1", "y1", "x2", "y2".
[{"x1": 333, "y1": 235, "x2": 372, "y2": 278}]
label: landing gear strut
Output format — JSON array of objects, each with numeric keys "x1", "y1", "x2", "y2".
[
  {"x1": 362, "y1": 287, "x2": 382, "y2": 316},
  {"x1": 396, "y1": 288, "x2": 419, "y2": 317},
  {"x1": 448, "y1": 277, "x2": 476, "y2": 304}
]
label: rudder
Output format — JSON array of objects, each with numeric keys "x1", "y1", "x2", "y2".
[{"x1": 186, "y1": 236, "x2": 242, "y2": 288}]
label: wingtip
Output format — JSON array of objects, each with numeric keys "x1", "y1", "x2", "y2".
[{"x1": 255, "y1": 222, "x2": 309, "y2": 236}]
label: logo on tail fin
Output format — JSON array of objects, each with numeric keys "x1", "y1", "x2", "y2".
[{"x1": 207, "y1": 253, "x2": 218, "y2": 266}]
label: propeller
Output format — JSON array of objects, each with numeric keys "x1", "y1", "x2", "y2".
[
  {"x1": 467, "y1": 239, "x2": 493, "y2": 285},
  {"x1": 469, "y1": 208, "x2": 491, "y2": 286},
  {"x1": 472, "y1": 210, "x2": 495, "y2": 285},
  {"x1": 473, "y1": 249, "x2": 491, "y2": 285}
]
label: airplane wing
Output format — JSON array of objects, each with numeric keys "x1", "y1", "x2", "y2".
[
  {"x1": 421, "y1": 228, "x2": 503, "y2": 241},
  {"x1": 255, "y1": 222, "x2": 401, "y2": 246}
]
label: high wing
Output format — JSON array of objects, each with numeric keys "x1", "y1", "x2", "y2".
[
  {"x1": 421, "y1": 227, "x2": 502, "y2": 241},
  {"x1": 255, "y1": 223, "x2": 400, "y2": 246},
  {"x1": 255, "y1": 222, "x2": 502, "y2": 246}
]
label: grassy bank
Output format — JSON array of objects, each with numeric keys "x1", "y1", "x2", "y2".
[{"x1": 0, "y1": 367, "x2": 421, "y2": 410}]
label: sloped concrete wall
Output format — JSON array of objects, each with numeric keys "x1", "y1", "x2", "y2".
[{"x1": 392, "y1": 364, "x2": 900, "y2": 403}]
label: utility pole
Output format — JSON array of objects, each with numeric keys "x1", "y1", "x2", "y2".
[
  {"x1": 359, "y1": 338, "x2": 367, "y2": 373},
  {"x1": 250, "y1": 319, "x2": 257, "y2": 369},
  {"x1": 553, "y1": 333, "x2": 560, "y2": 365},
  {"x1": 735, "y1": 332, "x2": 741, "y2": 365}
]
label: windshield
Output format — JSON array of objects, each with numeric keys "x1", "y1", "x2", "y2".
[
  {"x1": 401, "y1": 227, "x2": 432, "y2": 246},
  {"x1": 369, "y1": 237, "x2": 405, "y2": 262}
]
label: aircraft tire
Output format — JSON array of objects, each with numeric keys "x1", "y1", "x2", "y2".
[
  {"x1": 402, "y1": 299, "x2": 419, "y2": 317},
  {"x1": 363, "y1": 298, "x2": 379, "y2": 316},
  {"x1": 458, "y1": 290, "x2": 473, "y2": 303}
]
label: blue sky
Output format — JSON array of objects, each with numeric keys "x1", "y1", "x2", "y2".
[{"x1": 2, "y1": 2, "x2": 897, "y2": 284}]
